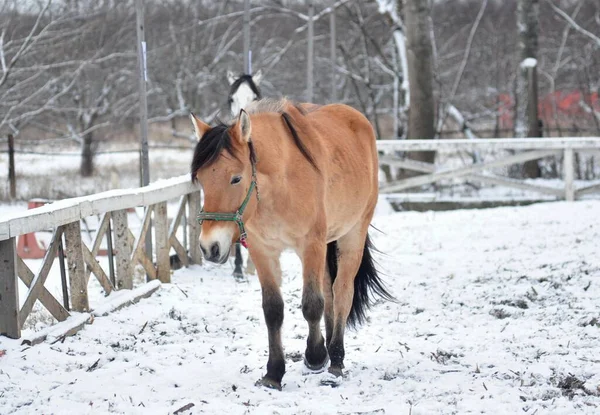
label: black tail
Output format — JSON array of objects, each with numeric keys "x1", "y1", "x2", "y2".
[{"x1": 326, "y1": 234, "x2": 395, "y2": 329}]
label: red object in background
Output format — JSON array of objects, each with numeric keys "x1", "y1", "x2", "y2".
[{"x1": 16, "y1": 199, "x2": 50, "y2": 259}]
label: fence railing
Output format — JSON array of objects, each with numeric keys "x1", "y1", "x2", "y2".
[
  {"x1": 0, "y1": 176, "x2": 202, "y2": 341},
  {"x1": 378, "y1": 137, "x2": 600, "y2": 201},
  {"x1": 2, "y1": 137, "x2": 600, "y2": 341}
]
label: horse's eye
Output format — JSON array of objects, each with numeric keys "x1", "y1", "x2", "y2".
[{"x1": 230, "y1": 176, "x2": 242, "y2": 185}]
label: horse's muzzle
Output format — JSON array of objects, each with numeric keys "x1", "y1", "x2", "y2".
[{"x1": 201, "y1": 241, "x2": 230, "y2": 264}]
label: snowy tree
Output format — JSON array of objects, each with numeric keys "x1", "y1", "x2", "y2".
[
  {"x1": 516, "y1": 0, "x2": 542, "y2": 178},
  {"x1": 403, "y1": 0, "x2": 435, "y2": 164}
]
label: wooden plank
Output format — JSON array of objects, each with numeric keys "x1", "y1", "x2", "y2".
[
  {"x1": 0, "y1": 238, "x2": 20, "y2": 339},
  {"x1": 17, "y1": 257, "x2": 70, "y2": 323},
  {"x1": 378, "y1": 155, "x2": 435, "y2": 173},
  {"x1": 131, "y1": 206, "x2": 156, "y2": 281},
  {"x1": 92, "y1": 280, "x2": 161, "y2": 317},
  {"x1": 0, "y1": 175, "x2": 197, "y2": 242},
  {"x1": 379, "y1": 155, "x2": 563, "y2": 196},
  {"x1": 85, "y1": 213, "x2": 110, "y2": 284},
  {"x1": 563, "y1": 148, "x2": 575, "y2": 201},
  {"x1": 21, "y1": 313, "x2": 92, "y2": 346},
  {"x1": 576, "y1": 182, "x2": 600, "y2": 197},
  {"x1": 127, "y1": 228, "x2": 136, "y2": 251},
  {"x1": 82, "y1": 244, "x2": 113, "y2": 295},
  {"x1": 137, "y1": 250, "x2": 157, "y2": 281},
  {"x1": 468, "y1": 174, "x2": 564, "y2": 197},
  {"x1": 170, "y1": 235, "x2": 189, "y2": 268},
  {"x1": 154, "y1": 202, "x2": 170, "y2": 283},
  {"x1": 64, "y1": 221, "x2": 89, "y2": 312},
  {"x1": 381, "y1": 150, "x2": 560, "y2": 193},
  {"x1": 376, "y1": 137, "x2": 600, "y2": 152},
  {"x1": 188, "y1": 192, "x2": 202, "y2": 265},
  {"x1": 169, "y1": 196, "x2": 186, "y2": 238},
  {"x1": 19, "y1": 227, "x2": 63, "y2": 328},
  {"x1": 8, "y1": 202, "x2": 81, "y2": 240},
  {"x1": 112, "y1": 209, "x2": 133, "y2": 290}
]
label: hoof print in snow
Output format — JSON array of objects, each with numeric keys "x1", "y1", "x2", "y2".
[
  {"x1": 320, "y1": 372, "x2": 342, "y2": 387},
  {"x1": 255, "y1": 377, "x2": 282, "y2": 391},
  {"x1": 489, "y1": 308, "x2": 511, "y2": 319}
]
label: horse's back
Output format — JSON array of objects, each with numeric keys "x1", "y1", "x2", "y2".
[{"x1": 307, "y1": 103, "x2": 378, "y2": 178}]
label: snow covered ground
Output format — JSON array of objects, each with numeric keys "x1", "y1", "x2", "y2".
[{"x1": 1, "y1": 201, "x2": 600, "y2": 414}]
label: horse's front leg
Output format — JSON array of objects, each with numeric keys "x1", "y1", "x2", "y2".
[
  {"x1": 252, "y1": 248, "x2": 285, "y2": 390},
  {"x1": 301, "y1": 239, "x2": 328, "y2": 370}
]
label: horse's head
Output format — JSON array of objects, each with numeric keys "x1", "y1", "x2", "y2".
[
  {"x1": 227, "y1": 70, "x2": 262, "y2": 117},
  {"x1": 190, "y1": 110, "x2": 257, "y2": 264}
]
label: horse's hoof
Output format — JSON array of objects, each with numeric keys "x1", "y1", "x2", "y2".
[
  {"x1": 328, "y1": 365, "x2": 344, "y2": 378},
  {"x1": 303, "y1": 353, "x2": 329, "y2": 373},
  {"x1": 255, "y1": 376, "x2": 282, "y2": 391},
  {"x1": 232, "y1": 271, "x2": 247, "y2": 283}
]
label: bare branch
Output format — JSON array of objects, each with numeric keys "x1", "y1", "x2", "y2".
[{"x1": 546, "y1": 0, "x2": 600, "y2": 48}]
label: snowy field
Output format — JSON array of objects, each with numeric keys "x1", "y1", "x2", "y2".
[{"x1": 1, "y1": 201, "x2": 600, "y2": 414}]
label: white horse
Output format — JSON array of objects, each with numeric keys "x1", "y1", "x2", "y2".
[{"x1": 227, "y1": 69, "x2": 263, "y2": 116}]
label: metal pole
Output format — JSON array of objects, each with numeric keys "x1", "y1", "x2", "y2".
[
  {"x1": 7, "y1": 134, "x2": 16, "y2": 199},
  {"x1": 307, "y1": 0, "x2": 314, "y2": 102},
  {"x1": 135, "y1": 0, "x2": 152, "y2": 267},
  {"x1": 329, "y1": 5, "x2": 336, "y2": 102},
  {"x1": 135, "y1": 0, "x2": 149, "y2": 187},
  {"x1": 243, "y1": 0, "x2": 251, "y2": 74},
  {"x1": 392, "y1": 44, "x2": 399, "y2": 139}
]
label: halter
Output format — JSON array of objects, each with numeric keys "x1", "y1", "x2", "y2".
[{"x1": 196, "y1": 142, "x2": 259, "y2": 248}]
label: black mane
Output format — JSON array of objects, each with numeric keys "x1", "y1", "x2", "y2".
[
  {"x1": 190, "y1": 124, "x2": 237, "y2": 182},
  {"x1": 228, "y1": 74, "x2": 262, "y2": 104}
]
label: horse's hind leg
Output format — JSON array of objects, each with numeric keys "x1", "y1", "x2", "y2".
[
  {"x1": 301, "y1": 239, "x2": 328, "y2": 370},
  {"x1": 327, "y1": 224, "x2": 368, "y2": 377}
]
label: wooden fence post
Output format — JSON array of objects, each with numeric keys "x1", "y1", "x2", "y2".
[
  {"x1": 112, "y1": 209, "x2": 133, "y2": 289},
  {"x1": 188, "y1": 192, "x2": 202, "y2": 264},
  {"x1": 0, "y1": 238, "x2": 20, "y2": 339},
  {"x1": 64, "y1": 221, "x2": 89, "y2": 312},
  {"x1": 154, "y1": 202, "x2": 170, "y2": 283},
  {"x1": 563, "y1": 148, "x2": 575, "y2": 201},
  {"x1": 8, "y1": 134, "x2": 16, "y2": 200}
]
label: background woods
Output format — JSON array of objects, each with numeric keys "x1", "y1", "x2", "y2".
[{"x1": 0, "y1": 0, "x2": 598, "y2": 186}]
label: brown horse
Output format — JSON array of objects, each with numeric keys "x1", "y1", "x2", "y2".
[{"x1": 190, "y1": 98, "x2": 393, "y2": 390}]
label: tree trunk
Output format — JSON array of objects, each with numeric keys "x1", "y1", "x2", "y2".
[
  {"x1": 403, "y1": 0, "x2": 435, "y2": 165},
  {"x1": 80, "y1": 131, "x2": 94, "y2": 177},
  {"x1": 516, "y1": 0, "x2": 541, "y2": 178}
]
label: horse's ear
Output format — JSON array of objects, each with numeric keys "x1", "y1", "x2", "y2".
[
  {"x1": 190, "y1": 113, "x2": 210, "y2": 141},
  {"x1": 233, "y1": 109, "x2": 251, "y2": 144},
  {"x1": 227, "y1": 70, "x2": 236, "y2": 85},
  {"x1": 252, "y1": 69, "x2": 263, "y2": 85}
]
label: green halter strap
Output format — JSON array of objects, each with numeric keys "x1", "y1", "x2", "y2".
[{"x1": 196, "y1": 143, "x2": 259, "y2": 248}]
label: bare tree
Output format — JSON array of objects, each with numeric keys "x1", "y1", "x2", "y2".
[
  {"x1": 516, "y1": 0, "x2": 542, "y2": 178},
  {"x1": 403, "y1": 0, "x2": 436, "y2": 164}
]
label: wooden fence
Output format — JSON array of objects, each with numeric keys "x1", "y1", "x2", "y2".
[
  {"x1": 378, "y1": 137, "x2": 600, "y2": 202},
  {"x1": 1, "y1": 137, "x2": 600, "y2": 342},
  {"x1": 0, "y1": 176, "x2": 202, "y2": 341}
]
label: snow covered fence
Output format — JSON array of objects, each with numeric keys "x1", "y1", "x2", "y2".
[
  {"x1": 0, "y1": 175, "x2": 202, "y2": 340},
  {"x1": 378, "y1": 137, "x2": 600, "y2": 201}
]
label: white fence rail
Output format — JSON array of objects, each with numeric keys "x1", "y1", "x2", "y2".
[
  {"x1": 378, "y1": 137, "x2": 600, "y2": 202},
  {"x1": 2, "y1": 137, "x2": 600, "y2": 341}
]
